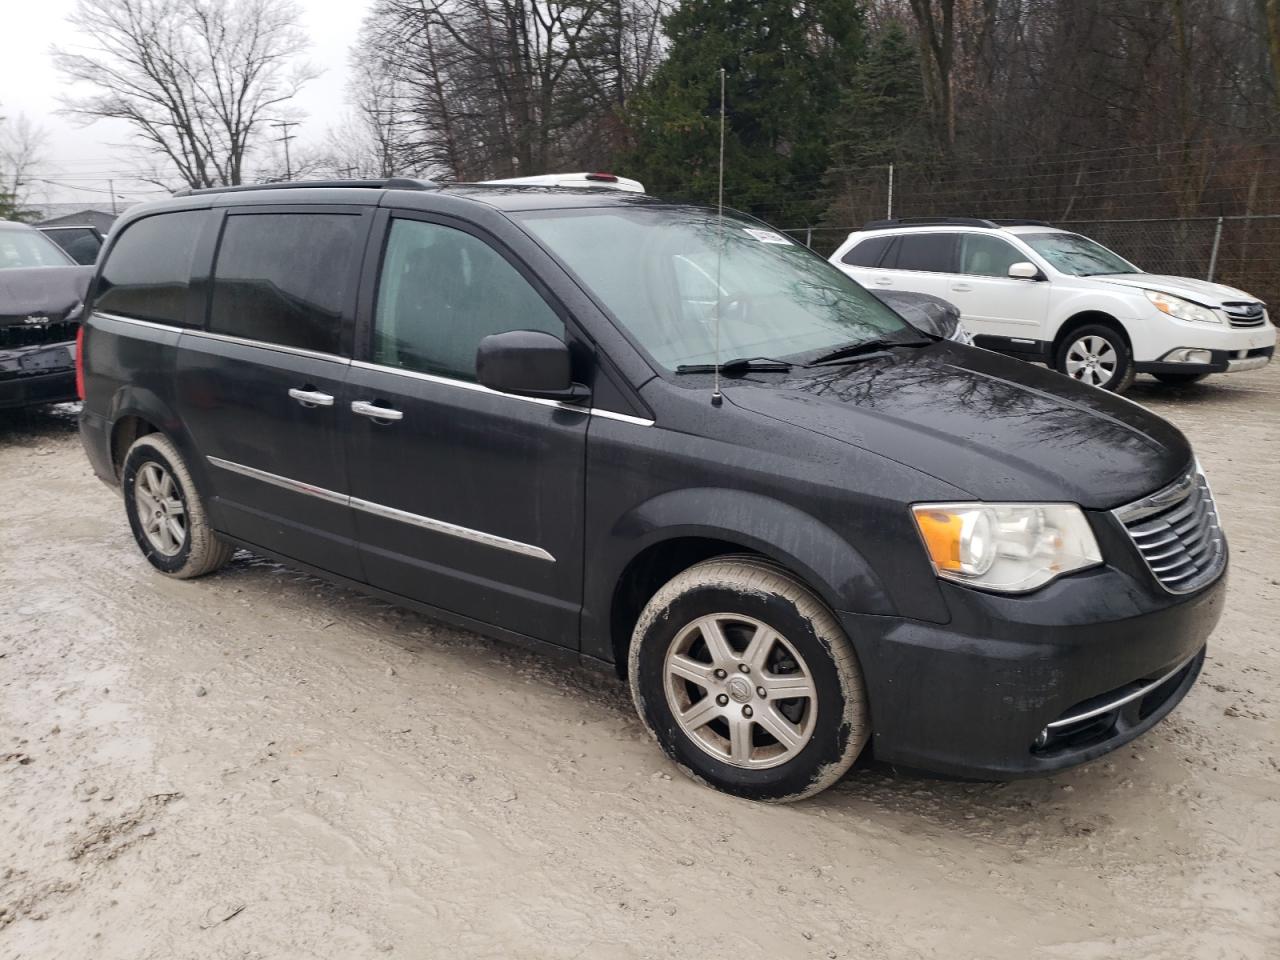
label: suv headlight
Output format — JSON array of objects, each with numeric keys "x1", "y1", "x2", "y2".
[
  {"x1": 1144, "y1": 289, "x2": 1220, "y2": 324},
  {"x1": 911, "y1": 503, "x2": 1102, "y2": 593}
]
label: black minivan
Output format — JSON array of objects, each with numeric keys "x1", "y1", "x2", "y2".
[{"x1": 78, "y1": 180, "x2": 1226, "y2": 801}]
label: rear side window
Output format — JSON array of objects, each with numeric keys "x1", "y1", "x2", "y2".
[
  {"x1": 840, "y1": 235, "x2": 892, "y2": 267},
  {"x1": 95, "y1": 212, "x2": 204, "y2": 324},
  {"x1": 884, "y1": 233, "x2": 957, "y2": 273},
  {"x1": 372, "y1": 218, "x2": 562, "y2": 382},
  {"x1": 959, "y1": 234, "x2": 1024, "y2": 278},
  {"x1": 210, "y1": 213, "x2": 363, "y2": 354}
]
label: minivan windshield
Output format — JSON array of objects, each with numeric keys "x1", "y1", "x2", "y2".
[
  {"x1": 1020, "y1": 232, "x2": 1140, "y2": 277},
  {"x1": 0, "y1": 226, "x2": 75, "y2": 269},
  {"x1": 517, "y1": 206, "x2": 914, "y2": 370}
]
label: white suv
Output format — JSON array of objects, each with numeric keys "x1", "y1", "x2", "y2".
[{"x1": 830, "y1": 218, "x2": 1275, "y2": 392}]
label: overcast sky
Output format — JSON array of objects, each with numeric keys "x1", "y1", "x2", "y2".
[{"x1": 3, "y1": 0, "x2": 368, "y2": 209}]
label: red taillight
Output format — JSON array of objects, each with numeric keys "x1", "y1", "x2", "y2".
[
  {"x1": 75, "y1": 324, "x2": 85, "y2": 400},
  {"x1": 585, "y1": 172, "x2": 619, "y2": 183}
]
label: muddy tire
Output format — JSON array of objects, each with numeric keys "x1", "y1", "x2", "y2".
[
  {"x1": 628, "y1": 557, "x2": 870, "y2": 802},
  {"x1": 121, "y1": 433, "x2": 234, "y2": 579}
]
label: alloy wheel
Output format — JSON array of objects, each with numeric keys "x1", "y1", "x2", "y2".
[
  {"x1": 663, "y1": 613, "x2": 818, "y2": 769},
  {"x1": 133, "y1": 461, "x2": 187, "y2": 556},
  {"x1": 1064, "y1": 334, "x2": 1118, "y2": 387}
]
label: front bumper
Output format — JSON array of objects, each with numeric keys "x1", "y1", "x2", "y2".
[
  {"x1": 1135, "y1": 345, "x2": 1273, "y2": 376},
  {"x1": 839, "y1": 560, "x2": 1225, "y2": 780}
]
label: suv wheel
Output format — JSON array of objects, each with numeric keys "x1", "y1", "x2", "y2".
[
  {"x1": 122, "y1": 433, "x2": 234, "y2": 578},
  {"x1": 628, "y1": 557, "x2": 870, "y2": 802},
  {"x1": 1055, "y1": 324, "x2": 1135, "y2": 392}
]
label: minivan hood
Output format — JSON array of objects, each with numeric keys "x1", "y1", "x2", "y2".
[
  {"x1": 725, "y1": 343, "x2": 1191, "y2": 509},
  {"x1": 0, "y1": 265, "x2": 93, "y2": 327},
  {"x1": 1096, "y1": 273, "x2": 1258, "y2": 306}
]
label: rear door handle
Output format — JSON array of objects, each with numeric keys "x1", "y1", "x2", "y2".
[
  {"x1": 872, "y1": 277, "x2": 893, "y2": 286},
  {"x1": 951, "y1": 283, "x2": 973, "y2": 292},
  {"x1": 351, "y1": 399, "x2": 403, "y2": 423},
  {"x1": 288, "y1": 387, "x2": 334, "y2": 408}
]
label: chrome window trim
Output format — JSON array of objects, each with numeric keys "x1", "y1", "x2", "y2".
[
  {"x1": 93, "y1": 311, "x2": 183, "y2": 332},
  {"x1": 206, "y1": 455, "x2": 554, "y2": 562},
  {"x1": 1046, "y1": 656, "x2": 1193, "y2": 730},
  {"x1": 350, "y1": 359, "x2": 655, "y2": 425},
  {"x1": 186, "y1": 327, "x2": 348, "y2": 364}
]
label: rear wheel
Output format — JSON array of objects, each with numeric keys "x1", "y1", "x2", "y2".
[
  {"x1": 122, "y1": 433, "x2": 234, "y2": 579},
  {"x1": 628, "y1": 558, "x2": 870, "y2": 802},
  {"x1": 1153, "y1": 372, "x2": 1210, "y2": 386},
  {"x1": 1054, "y1": 324, "x2": 1135, "y2": 393}
]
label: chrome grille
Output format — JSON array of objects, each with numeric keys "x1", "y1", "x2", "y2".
[
  {"x1": 1221, "y1": 301, "x2": 1267, "y2": 328},
  {"x1": 1114, "y1": 470, "x2": 1225, "y2": 594}
]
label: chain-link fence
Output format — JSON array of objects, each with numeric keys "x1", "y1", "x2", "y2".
[{"x1": 780, "y1": 214, "x2": 1280, "y2": 307}]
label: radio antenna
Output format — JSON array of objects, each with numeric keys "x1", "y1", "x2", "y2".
[{"x1": 711, "y1": 67, "x2": 726, "y2": 408}]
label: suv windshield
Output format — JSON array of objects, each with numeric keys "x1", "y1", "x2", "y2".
[
  {"x1": 0, "y1": 226, "x2": 75, "y2": 269},
  {"x1": 517, "y1": 206, "x2": 912, "y2": 370},
  {"x1": 1020, "y1": 232, "x2": 1139, "y2": 277}
]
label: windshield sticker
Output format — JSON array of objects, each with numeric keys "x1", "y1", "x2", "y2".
[{"x1": 742, "y1": 228, "x2": 792, "y2": 245}]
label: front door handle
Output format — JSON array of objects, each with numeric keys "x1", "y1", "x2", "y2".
[
  {"x1": 951, "y1": 283, "x2": 973, "y2": 292},
  {"x1": 351, "y1": 399, "x2": 403, "y2": 423},
  {"x1": 872, "y1": 277, "x2": 893, "y2": 286},
  {"x1": 289, "y1": 387, "x2": 334, "y2": 408}
]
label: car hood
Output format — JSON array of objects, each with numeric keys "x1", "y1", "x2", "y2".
[
  {"x1": 1095, "y1": 273, "x2": 1258, "y2": 306},
  {"x1": 0, "y1": 265, "x2": 93, "y2": 326},
  {"x1": 725, "y1": 342, "x2": 1191, "y2": 509}
]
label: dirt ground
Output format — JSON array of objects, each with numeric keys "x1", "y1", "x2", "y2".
[{"x1": 1, "y1": 369, "x2": 1278, "y2": 960}]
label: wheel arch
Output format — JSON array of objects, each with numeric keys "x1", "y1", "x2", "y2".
[
  {"x1": 596, "y1": 488, "x2": 895, "y2": 677},
  {"x1": 1051, "y1": 309, "x2": 1132, "y2": 360}
]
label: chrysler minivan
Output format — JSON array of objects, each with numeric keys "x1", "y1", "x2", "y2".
[{"x1": 78, "y1": 180, "x2": 1225, "y2": 801}]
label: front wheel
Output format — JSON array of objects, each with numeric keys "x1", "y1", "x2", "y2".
[
  {"x1": 1054, "y1": 324, "x2": 1135, "y2": 392},
  {"x1": 122, "y1": 433, "x2": 234, "y2": 578},
  {"x1": 628, "y1": 558, "x2": 870, "y2": 802}
]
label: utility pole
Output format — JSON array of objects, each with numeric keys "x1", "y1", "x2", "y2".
[
  {"x1": 270, "y1": 120, "x2": 300, "y2": 180},
  {"x1": 109, "y1": 179, "x2": 117, "y2": 216}
]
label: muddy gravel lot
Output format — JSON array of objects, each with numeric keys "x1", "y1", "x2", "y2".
[{"x1": 2, "y1": 370, "x2": 1278, "y2": 960}]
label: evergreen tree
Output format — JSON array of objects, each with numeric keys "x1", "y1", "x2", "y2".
[
  {"x1": 625, "y1": 0, "x2": 864, "y2": 227},
  {"x1": 828, "y1": 21, "x2": 928, "y2": 171}
]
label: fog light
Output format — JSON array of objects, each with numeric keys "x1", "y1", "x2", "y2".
[
  {"x1": 1162, "y1": 348, "x2": 1213, "y2": 364},
  {"x1": 1033, "y1": 728, "x2": 1050, "y2": 750}
]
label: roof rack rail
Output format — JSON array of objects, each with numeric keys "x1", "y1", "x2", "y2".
[
  {"x1": 172, "y1": 177, "x2": 439, "y2": 197},
  {"x1": 991, "y1": 218, "x2": 1052, "y2": 227},
  {"x1": 861, "y1": 217, "x2": 999, "y2": 230}
]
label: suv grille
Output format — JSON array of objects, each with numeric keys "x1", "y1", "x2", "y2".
[
  {"x1": 1114, "y1": 470, "x2": 1225, "y2": 594},
  {"x1": 1221, "y1": 301, "x2": 1267, "y2": 327}
]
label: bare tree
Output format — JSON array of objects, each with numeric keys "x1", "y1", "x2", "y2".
[
  {"x1": 54, "y1": 0, "x2": 318, "y2": 189},
  {"x1": 356, "y1": 0, "x2": 665, "y2": 180},
  {"x1": 0, "y1": 111, "x2": 48, "y2": 220}
]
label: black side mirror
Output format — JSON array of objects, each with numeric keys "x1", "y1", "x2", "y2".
[{"x1": 476, "y1": 330, "x2": 589, "y2": 401}]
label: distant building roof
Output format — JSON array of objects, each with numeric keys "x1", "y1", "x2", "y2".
[{"x1": 35, "y1": 206, "x2": 127, "y2": 232}]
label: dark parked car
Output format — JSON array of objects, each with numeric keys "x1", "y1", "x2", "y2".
[
  {"x1": 78, "y1": 180, "x2": 1224, "y2": 801},
  {"x1": 40, "y1": 224, "x2": 106, "y2": 265},
  {"x1": 1, "y1": 220, "x2": 91, "y2": 409}
]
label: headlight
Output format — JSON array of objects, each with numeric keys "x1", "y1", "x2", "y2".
[
  {"x1": 1144, "y1": 289, "x2": 1220, "y2": 324},
  {"x1": 911, "y1": 503, "x2": 1102, "y2": 593}
]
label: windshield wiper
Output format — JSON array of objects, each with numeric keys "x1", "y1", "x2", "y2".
[
  {"x1": 675, "y1": 357, "x2": 793, "y2": 374},
  {"x1": 804, "y1": 337, "x2": 931, "y2": 367}
]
